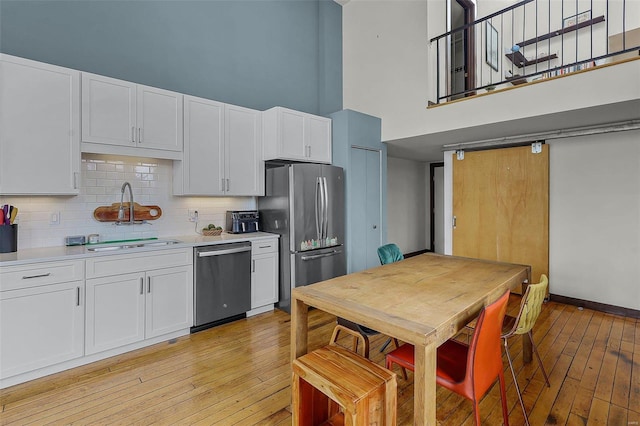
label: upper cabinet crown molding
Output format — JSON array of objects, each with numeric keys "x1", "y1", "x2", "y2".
[
  {"x1": 0, "y1": 54, "x2": 81, "y2": 195},
  {"x1": 81, "y1": 72, "x2": 183, "y2": 160},
  {"x1": 262, "y1": 107, "x2": 332, "y2": 164},
  {"x1": 173, "y1": 95, "x2": 264, "y2": 196}
]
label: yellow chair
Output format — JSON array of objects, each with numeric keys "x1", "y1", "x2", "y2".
[{"x1": 502, "y1": 274, "x2": 550, "y2": 426}]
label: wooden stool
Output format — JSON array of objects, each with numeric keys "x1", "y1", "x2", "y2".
[{"x1": 292, "y1": 345, "x2": 397, "y2": 426}]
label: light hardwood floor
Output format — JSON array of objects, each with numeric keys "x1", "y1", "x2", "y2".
[{"x1": 1, "y1": 295, "x2": 638, "y2": 425}]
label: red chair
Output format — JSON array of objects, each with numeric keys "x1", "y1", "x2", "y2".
[{"x1": 386, "y1": 290, "x2": 511, "y2": 425}]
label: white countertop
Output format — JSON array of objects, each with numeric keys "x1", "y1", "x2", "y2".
[{"x1": 0, "y1": 232, "x2": 279, "y2": 267}]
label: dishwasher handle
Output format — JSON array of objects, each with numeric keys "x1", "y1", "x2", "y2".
[{"x1": 197, "y1": 246, "x2": 251, "y2": 257}]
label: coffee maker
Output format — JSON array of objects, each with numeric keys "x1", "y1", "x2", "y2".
[{"x1": 226, "y1": 210, "x2": 260, "y2": 233}]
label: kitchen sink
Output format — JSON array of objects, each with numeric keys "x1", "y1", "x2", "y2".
[{"x1": 86, "y1": 239, "x2": 182, "y2": 252}]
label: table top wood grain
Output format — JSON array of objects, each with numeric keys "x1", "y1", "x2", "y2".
[{"x1": 293, "y1": 252, "x2": 529, "y2": 347}]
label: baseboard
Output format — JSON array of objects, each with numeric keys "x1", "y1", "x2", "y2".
[{"x1": 550, "y1": 293, "x2": 640, "y2": 319}]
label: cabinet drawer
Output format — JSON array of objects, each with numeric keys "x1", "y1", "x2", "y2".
[
  {"x1": 252, "y1": 239, "x2": 278, "y2": 256},
  {"x1": 0, "y1": 260, "x2": 85, "y2": 291},
  {"x1": 86, "y1": 248, "x2": 192, "y2": 279}
]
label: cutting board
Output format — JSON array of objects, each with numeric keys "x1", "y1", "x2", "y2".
[{"x1": 93, "y1": 203, "x2": 162, "y2": 222}]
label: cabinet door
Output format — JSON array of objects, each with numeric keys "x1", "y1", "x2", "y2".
[
  {"x1": 279, "y1": 109, "x2": 307, "y2": 160},
  {"x1": 251, "y1": 252, "x2": 278, "y2": 309},
  {"x1": 305, "y1": 115, "x2": 332, "y2": 164},
  {"x1": 85, "y1": 272, "x2": 145, "y2": 355},
  {"x1": 225, "y1": 104, "x2": 264, "y2": 196},
  {"x1": 0, "y1": 282, "x2": 84, "y2": 378},
  {"x1": 137, "y1": 85, "x2": 183, "y2": 152},
  {"x1": 175, "y1": 96, "x2": 225, "y2": 195},
  {"x1": 0, "y1": 55, "x2": 80, "y2": 195},
  {"x1": 81, "y1": 72, "x2": 136, "y2": 147},
  {"x1": 145, "y1": 266, "x2": 193, "y2": 338}
]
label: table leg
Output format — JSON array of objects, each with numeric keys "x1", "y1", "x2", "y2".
[
  {"x1": 291, "y1": 297, "x2": 309, "y2": 361},
  {"x1": 414, "y1": 343, "x2": 437, "y2": 425}
]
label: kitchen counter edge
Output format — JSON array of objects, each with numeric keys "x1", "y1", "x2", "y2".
[{"x1": 0, "y1": 232, "x2": 280, "y2": 267}]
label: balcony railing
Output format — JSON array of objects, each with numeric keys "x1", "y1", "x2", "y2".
[{"x1": 430, "y1": 0, "x2": 640, "y2": 104}]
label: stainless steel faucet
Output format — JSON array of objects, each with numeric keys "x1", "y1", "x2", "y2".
[{"x1": 117, "y1": 182, "x2": 135, "y2": 225}]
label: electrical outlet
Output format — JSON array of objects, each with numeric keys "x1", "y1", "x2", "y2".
[
  {"x1": 188, "y1": 210, "x2": 199, "y2": 222},
  {"x1": 50, "y1": 211, "x2": 60, "y2": 225}
]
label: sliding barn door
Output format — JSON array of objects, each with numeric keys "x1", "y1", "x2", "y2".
[{"x1": 452, "y1": 145, "x2": 549, "y2": 293}]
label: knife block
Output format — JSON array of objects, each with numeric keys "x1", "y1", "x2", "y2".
[{"x1": 0, "y1": 224, "x2": 17, "y2": 253}]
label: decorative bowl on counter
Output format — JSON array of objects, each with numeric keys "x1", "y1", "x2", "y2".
[{"x1": 202, "y1": 229, "x2": 223, "y2": 236}]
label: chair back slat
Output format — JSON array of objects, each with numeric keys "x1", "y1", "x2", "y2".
[
  {"x1": 469, "y1": 290, "x2": 510, "y2": 396},
  {"x1": 514, "y1": 275, "x2": 548, "y2": 335},
  {"x1": 377, "y1": 243, "x2": 404, "y2": 265}
]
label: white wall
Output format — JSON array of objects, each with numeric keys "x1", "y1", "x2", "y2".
[
  {"x1": 548, "y1": 130, "x2": 640, "y2": 310},
  {"x1": 386, "y1": 156, "x2": 428, "y2": 254},
  {"x1": 0, "y1": 153, "x2": 254, "y2": 249},
  {"x1": 343, "y1": 0, "x2": 639, "y2": 146},
  {"x1": 342, "y1": 0, "x2": 433, "y2": 142}
]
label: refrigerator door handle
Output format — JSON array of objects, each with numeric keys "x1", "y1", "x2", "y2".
[
  {"x1": 315, "y1": 177, "x2": 322, "y2": 240},
  {"x1": 322, "y1": 177, "x2": 329, "y2": 241},
  {"x1": 301, "y1": 249, "x2": 343, "y2": 261}
]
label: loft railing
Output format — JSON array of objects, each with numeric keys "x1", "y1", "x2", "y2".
[{"x1": 430, "y1": 0, "x2": 640, "y2": 104}]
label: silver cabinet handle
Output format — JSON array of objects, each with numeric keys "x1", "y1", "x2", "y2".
[
  {"x1": 132, "y1": 126, "x2": 136, "y2": 143},
  {"x1": 252, "y1": 259, "x2": 256, "y2": 272},
  {"x1": 76, "y1": 287, "x2": 81, "y2": 306},
  {"x1": 140, "y1": 277, "x2": 144, "y2": 295},
  {"x1": 138, "y1": 128, "x2": 143, "y2": 143},
  {"x1": 147, "y1": 276, "x2": 151, "y2": 293},
  {"x1": 73, "y1": 172, "x2": 79, "y2": 189},
  {"x1": 22, "y1": 273, "x2": 51, "y2": 279},
  {"x1": 226, "y1": 179, "x2": 230, "y2": 192},
  {"x1": 221, "y1": 178, "x2": 225, "y2": 192}
]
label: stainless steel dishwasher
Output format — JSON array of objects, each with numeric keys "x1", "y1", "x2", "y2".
[{"x1": 192, "y1": 242, "x2": 252, "y2": 332}]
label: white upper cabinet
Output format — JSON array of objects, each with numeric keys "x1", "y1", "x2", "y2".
[
  {"x1": 0, "y1": 54, "x2": 80, "y2": 195},
  {"x1": 174, "y1": 96, "x2": 263, "y2": 196},
  {"x1": 225, "y1": 104, "x2": 264, "y2": 196},
  {"x1": 81, "y1": 73, "x2": 183, "y2": 160},
  {"x1": 263, "y1": 106, "x2": 332, "y2": 164}
]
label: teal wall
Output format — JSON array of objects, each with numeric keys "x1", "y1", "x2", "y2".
[
  {"x1": 0, "y1": 0, "x2": 342, "y2": 116},
  {"x1": 331, "y1": 109, "x2": 387, "y2": 273}
]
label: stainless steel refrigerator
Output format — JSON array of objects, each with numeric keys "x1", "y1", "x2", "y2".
[{"x1": 258, "y1": 163, "x2": 346, "y2": 312}]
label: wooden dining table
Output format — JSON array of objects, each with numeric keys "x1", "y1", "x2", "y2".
[{"x1": 290, "y1": 252, "x2": 531, "y2": 425}]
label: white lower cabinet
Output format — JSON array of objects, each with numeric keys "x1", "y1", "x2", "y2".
[
  {"x1": 0, "y1": 261, "x2": 85, "y2": 380},
  {"x1": 85, "y1": 266, "x2": 192, "y2": 354},
  {"x1": 85, "y1": 249, "x2": 193, "y2": 355},
  {"x1": 250, "y1": 239, "x2": 279, "y2": 313},
  {"x1": 85, "y1": 272, "x2": 145, "y2": 355}
]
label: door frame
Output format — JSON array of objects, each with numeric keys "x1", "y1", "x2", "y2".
[
  {"x1": 451, "y1": 0, "x2": 476, "y2": 97},
  {"x1": 429, "y1": 162, "x2": 445, "y2": 252}
]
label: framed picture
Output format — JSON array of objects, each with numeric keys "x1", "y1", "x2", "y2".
[
  {"x1": 486, "y1": 21, "x2": 499, "y2": 71},
  {"x1": 563, "y1": 10, "x2": 591, "y2": 28}
]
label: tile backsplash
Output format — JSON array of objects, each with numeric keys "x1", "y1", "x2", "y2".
[{"x1": 0, "y1": 154, "x2": 255, "y2": 249}]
